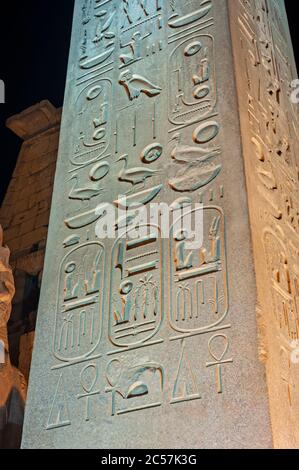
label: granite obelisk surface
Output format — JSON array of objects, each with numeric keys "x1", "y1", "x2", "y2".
[
  {"x1": 229, "y1": 0, "x2": 299, "y2": 448},
  {"x1": 22, "y1": 0, "x2": 274, "y2": 448}
]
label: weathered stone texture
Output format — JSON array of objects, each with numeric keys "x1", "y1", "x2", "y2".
[
  {"x1": 1, "y1": 101, "x2": 60, "y2": 253},
  {"x1": 22, "y1": 0, "x2": 273, "y2": 449},
  {"x1": 229, "y1": 0, "x2": 299, "y2": 448},
  {"x1": 19, "y1": 332, "x2": 35, "y2": 383},
  {"x1": 0, "y1": 226, "x2": 27, "y2": 449}
]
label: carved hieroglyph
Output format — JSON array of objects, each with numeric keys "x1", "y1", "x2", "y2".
[
  {"x1": 22, "y1": 1, "x2": 272, "y2": 449},
  {"x1": 229, "y1": 0, "x2": 299, "y2": 448},
  {"x1": 0, "y1": 226, "x2": 27, "y2": 449}
]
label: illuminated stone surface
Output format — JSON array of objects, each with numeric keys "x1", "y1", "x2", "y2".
[
  {"x1": 229, "y1": 0, "x2": 299, "y2": 449},
  {"x1": 21, "y1": 0, "x2": 298, "y2": 449},
  {"x1": 0, "y1": 226, "x2": 27, "y2": 449},
  {"x1": 0, "y1": 101, "x2": 61, "y2": 387}
]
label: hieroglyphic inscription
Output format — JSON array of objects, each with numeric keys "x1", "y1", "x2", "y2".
[
  {"x1": 169, "y1": 207, "x2": 228, "y2": 337},
  {"x1": 168, "y1": 34, "x2": 216, "y2": 126},
  {"x1": 230, "y1": 0, "x2": 299, "y2": 446},
  {"x1": 47, "y1": 0, "x2": 233, "y2": 430},
  {"x1": 165, "y1": 0, "x2": 232, "y2": 411},
  {"x1": 23, "y1": 1, "x2": 279, "y2": 449},
  {"x1": 109, "y1": 225, "x2": 163, "y2": 349},
  {"x1": 105, "y1": 355, "x2": 164, "y2": 415},
  {"x1": 54, "y1": 242, "x2": 105, "y2": 364}
]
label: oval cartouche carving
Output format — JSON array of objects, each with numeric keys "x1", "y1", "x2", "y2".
[
  {"x1": 193, "y1": 120, "x2": 220, "y2": 144},
  {"x1": 120, "y1": 281, "x2": 133, "y2": 295},
  {"x1": 141, "y1": 143, "x2": 163, "y2": 163},
  {"x1": 54, "y1": 242, "x2": 105, "y2": 362},
  {"x1": 86, "y1": 85, "x2": 103, "y2": 100},
  {"x1": 184, "y1": 41, "x2": 202, "y2": 57},
  {"x1": 89, "y1": 161, "x2": 110, "y2": 182},
  {"x1": 193, "y1": 85, "x2": 210, "y2": 100}
]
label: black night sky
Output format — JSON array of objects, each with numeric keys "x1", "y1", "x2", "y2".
[{"x1": 0, "y1": 0, "x2": 298, "y2": 205}]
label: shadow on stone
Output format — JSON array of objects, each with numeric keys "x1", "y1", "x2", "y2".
[{"x1": 0, "y1": 387, "x2": 25, "y2": 449}]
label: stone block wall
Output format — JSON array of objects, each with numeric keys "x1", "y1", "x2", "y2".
[{"x1": 0, "y1": 100, "x2": 61, "y2": 381}]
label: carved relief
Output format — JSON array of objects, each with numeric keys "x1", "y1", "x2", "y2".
[
  {"x1": 77, "y1": 364, "x2": 101, "y2": 422},
  {"x1": 263, "y1": 230, "x2": 299, "y2": 341},
  {"x1": 53, "y1": 243, "x2": 105, "y2": 363},
  {"x1": 236, "y1": 0, "x2": 299, "y2": 341},
  {"x1": 119, "y1": 69, "x2": 162, "y2": 101},
  {"x1": 65, "y1": 206, "x2": 107, "y2": 230},
  {"x1": 46, "y1": 374, "x2": 71, "y2": 430},
  {"x1": 26, "y1": 0, "x2": 248, "y2": 445},
  {"x1": 121, "y1": 0, "x2": 163, "y2": 31},
  {"x1": 171, "y1": 339, "x2": 201, "y2": 404},
  {"x1": 280, "y1": 342, "x2": 299, "y2": 411},
  {"x1": 140, "y1": 143, "x2": 163, "y2": 163},
  {"x1": 105, "y1": 355, "x2": 164, "y2": 415},
  {"x1": 206, "y1": 334, "x2": 233, "y2": 394},
  {"x1": 168, "y1": 119, "x2": 222, "y2": 194},
  {"x1": 109, "y1": 225, "x2": 163, "y2": 348},
  {"x1": 119, "y1": 31, "x2": 152, "y2": 68},
  {"x1": 169, "y1": 207, "x2": 228, "y2": 336},
  {"x1": 113, "y1": 187, "x2": 163, "y2": 212},
  {"x1": 168, "y1": 34, "x2": 216, "y2": 126},
  {"x1": 72, "y1": 79, "x2": 112, "y2": 168},
  {"x1": 79, "y1": 6, "x2": 116, "y2": 70},
  {"x1": 231, "y1": 0, "x2": 299, "y2": 445},
  {"x1": 82, "y1": 0, "x2": 93, "y2": 26},
  {"x1": 116, "y1": 154, "x2": 159, "y2": 193},
  {"x1": 168, "y1": 0, "x2": 212, "y2": 29}
]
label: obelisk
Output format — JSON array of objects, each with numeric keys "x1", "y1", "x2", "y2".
[
  {"x1": 229, "y1": 0, "x2": 299, "y2": 448},
  {"x1": 22, "y1": 0, "x2": 298, "y2": 449}
]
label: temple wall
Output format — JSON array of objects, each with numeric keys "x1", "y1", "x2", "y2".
[{"x1": 0, "y1": 100, "x2": 60, "y2": 380}]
